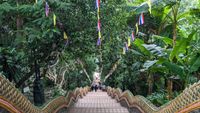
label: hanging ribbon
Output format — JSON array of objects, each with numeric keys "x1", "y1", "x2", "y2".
[
  {"x1": 96, "y1": 0, "x2": 100, "y2": 8},
  {"x1": 147, "y1": 0, "x2": 152, "y2": 14},
  {"x1": 139, "y1": 13, "x2": 144, "y2": 25},
  {"x1": 97, "y1": 20, "x2": 101, "y2": 31},
  {"x1": 45, "y1": 2, "x2": 50, "y2": 17},
  {"x1": 98, "y1": 31, "x2": 101, "y2": 38},
  {"x1": 135, "y1": 23, "x2": 139, "y2": 34},
  {"x1": 53, "y1": 13, "x2": 56, "y2": 26},
  {"x1": 96, "y1": 0, "x2": 101, "y2": 46},
  {"x1": 64, "y1": 32, "x2": 68, "y2": 40},
  {"x1": 97, "y1": 38, "x2": 101, "y2": 46},
  {"x1": 128, "y1": 37, "x2": 131, "y2": 47},
  {"x1": 131, "y1": 32, "x2": 135, "y2": 41}
]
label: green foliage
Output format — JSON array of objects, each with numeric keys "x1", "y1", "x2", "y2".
[
  {"x1": 146, "y1": 90, "x2": 169, "y2": 106},
  {"x1": 0, "y1": 0, "x2": 199, "y2": 106},
  {"x1": 169, "y1": 31, "x2": 196, "y2": 61}
]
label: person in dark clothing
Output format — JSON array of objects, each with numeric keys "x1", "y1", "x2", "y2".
[{"x1": 95, "y1": 85, "x2": 98, "y2": 92}]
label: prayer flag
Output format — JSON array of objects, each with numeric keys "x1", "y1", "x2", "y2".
[
  {"x1": 139, "y1": 13, "x2": 144, "y2": 25},
  {"x1": 131, "y1": 32, "x2": 135, "y2": 41},
  {"x1": 135, "y1": 23, "x2": 139, "y2": 34},
  {"x1": 64, "y1": 32, "x2": 68, "y2": 40},
  {"x1": 98, "y1": 31, "x2": 101, "y2": 38},
  {"x1": 128, "y1": 37, "x2": 131, "y2": 47},
  {"x1": 53, "y1": 14, "x2": 56, "y2": 26},
  {"x1": 97, "y1": 38, "x2": 101, "y2": 46},
  {"x1": 97, "y1": 7, "x2": 100, "y2": 14},
  {"x1": 96, "y1": 0, "x2": 100, "y2": 8},
  {"x1": 45, "y1": 2, "x2": 49, "y2": 17},
  {"x1": 97, "y1": 20, "x2": 101, "y2": 31}
]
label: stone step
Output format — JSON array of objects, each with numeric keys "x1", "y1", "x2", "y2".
[{"x1": 68, "y1": 91, "x2": 129, "y2": 113}]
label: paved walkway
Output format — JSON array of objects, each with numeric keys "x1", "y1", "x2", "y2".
[{"x1": 68, "y1": 90, "x2": 130, "y2": 113}]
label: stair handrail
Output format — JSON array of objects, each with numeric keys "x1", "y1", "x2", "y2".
[
  {"x1": 0, "y1": 74, "x2": 90, "y2": 113},
  {"x1": 107, "y1": 80, "x2": 200, "y2": 113}
]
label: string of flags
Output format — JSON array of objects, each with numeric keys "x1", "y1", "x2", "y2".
[
  {"x1": 122, "y1": 12, "x2": 145, "y2": 55},
  {"x1": 37, "y1": 0, "x2": 151, "y2": 51},
  {"x1": 96, "y1": 0, "x2": 102, "y2": 46},
  {"x1": 121, "y1": 0, "x2": 151, "y2": 55},
  {"x1": 44, "y1": 1, "x2": 68, "y2": 43}
]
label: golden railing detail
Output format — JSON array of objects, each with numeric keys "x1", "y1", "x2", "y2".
[
  {"x1": 0, "y1": 75, "x2": 90, "y2": 113},
  {"x1": 107, "y1": 80, "x2": 200, "y2": 113}
]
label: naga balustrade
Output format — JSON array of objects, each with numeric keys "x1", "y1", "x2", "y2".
[
  {"x1": 0, "y1": 74, "x2": 90, "y2": 113},
  {"x1": 107, "y1": 81, "x2": 200, "y2": 113}
]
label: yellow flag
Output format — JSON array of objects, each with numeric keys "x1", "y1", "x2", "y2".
[
  {"x1": 97, "y1": 8, "x2": 100, "y2": 19},
  {"x1": 98, "y1": 31, "x2": 101, "y2": 38},
  {"x1": 53, "y1": 14, "x2": 56, "y2": 26},
  {"x1": 147, "y1": 0, "x2": 151, "y2": 14},
  {"x1": 128, "y1": 37, "x2": 131, "y2": 47},
  {"x1": 97, "y1": 14, "x2": 100, "y2": 20},
  {"x1": 97, "y1": 8, "x2": 100, "y2": 13},
  {"x1": 135, "y1": 23, "x2": 138, "y2": 34},
  {"x1": 64, "y1": 32, "x2": 68, "y2": 40}
]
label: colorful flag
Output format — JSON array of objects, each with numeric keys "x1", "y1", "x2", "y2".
[
  {"x1": 96, "y1": 0, "x2": 101, "y2": 46},
  {"x1": 97, "y1": 38, "x2": 101, "y2": 46},
  {"x1": 97, "y1": 20, "x2": 101, "y2": 31},
  {"x1": 98, "y1": 31, "x2": 101, "y2": 38},
  {"x1": 128, "y1": 37, "x2": 131, "y2": 47},
  {"x1": 96, "y1": 0, "x2": 100, "y2": 8},
  {"x1": 131, "y1": 32, "x2": 135, "y2": 41},
  {"x1": 135, "y1": 23, "x2": 139, "y2": 34},
  {"x1": 45, "y1": 2, "x2": 49, "y2": 17},
  {"x1": 64, "y1": 32, "x2": 68, "y2": 40},
  {"x1": 139, "y1": 13, "x2": 144, "y2": 25},
  {"x1": 53, "y1": 14, "x2": 56, "y2": 26},
  {"x1": 147, "y1": 0, "x2": 152, "y2": 14}
]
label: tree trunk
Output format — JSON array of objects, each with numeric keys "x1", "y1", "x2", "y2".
[
  {"x1": 147, "y1": 73, "x2": 154, "y2": 95},
  {"x1": 167, "y1": 79, "x2": 173, "y2": 100},
  {"x1": 172, "y1": 23, "x2": 177, "y2": 47},
  {"x1": 104, "y1": 59, "x2": 120, "y2": 82}
]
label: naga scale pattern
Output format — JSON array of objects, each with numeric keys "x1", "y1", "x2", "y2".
[
  {"x1": 0, "y1": 75, "x2": 90, "y2": 113},
  {"x1": 107, "y1": 81, "x2": 200, "y2": 113}
]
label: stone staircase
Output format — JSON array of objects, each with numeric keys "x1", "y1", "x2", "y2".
[{"x1": 67, "y1": 90, "x2": 130, "y2": 113}]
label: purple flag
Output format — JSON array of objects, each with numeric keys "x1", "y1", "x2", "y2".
[{"x1": 45, "y1": 2, "x2": 50, "y2": 17}]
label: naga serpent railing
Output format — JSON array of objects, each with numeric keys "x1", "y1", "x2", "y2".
[
  {"x1": 107, "y1": 80, "x2": 200, "y2": 113},
  {"x1": 0, "y1": 75, "x2": 90, "y2": 113}
]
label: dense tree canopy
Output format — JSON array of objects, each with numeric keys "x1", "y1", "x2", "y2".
[{"x1": 0, "y1": 0, "x2": 199, "y2": 106}]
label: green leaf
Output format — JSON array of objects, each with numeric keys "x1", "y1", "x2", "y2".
[
  {"x1": 133, "y1": 38, "x2": 150, "y2": 56},
  {"x1": 163, "y1": 61, "x2": 185, "y2": 79},
  {"x1": 189, "y1": 55, "x2": 200, "y2": 72},
  {"x1": 142, "y1": 60, "x2": 158, "y2": 70},
  {"x1": 152, "y1": 35, "x2": 173, "y2": 46},
  {"x1": 142, "y1": 44, "x2": 164, "y2": 56},
  {"x1": 169, "y1": 31, "x2": 196, "y2": 61}
]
